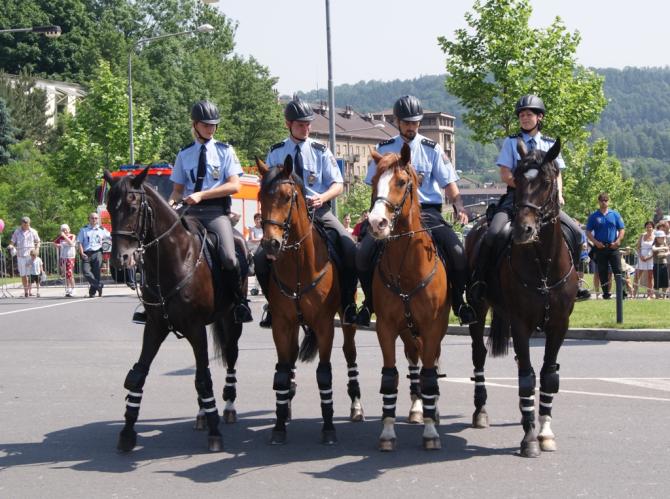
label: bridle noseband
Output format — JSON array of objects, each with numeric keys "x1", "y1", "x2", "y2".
[
  {"x1": 371, "y1": 164, "x2": 414, "y2": 235},
  {"x1": 261, "y1": 179, "x2": 313, "y2": 252},
  {"x1": 515, "y1": 163, "x2": 559, "y2": 228}
]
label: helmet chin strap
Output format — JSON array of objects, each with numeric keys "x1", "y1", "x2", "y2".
[
  {"x1": 194, "y1": 122, "x2": 217, "y2": 143},
  {"x1": 288, "y1": 122, "x2": 307, "y2": 143}
]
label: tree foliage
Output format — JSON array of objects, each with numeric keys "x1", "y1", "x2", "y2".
[
  {"x1": 338, "y1": 180, "x2": 372, "y2": 221},
  {"x1": 0, "y1": 71, "x2": 49, "y2": 143},
  {"x1": 0, "y1": 98, "x2": 17, "y2": 164}
]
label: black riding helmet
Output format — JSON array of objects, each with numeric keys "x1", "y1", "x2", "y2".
[
  {"x1": 191, "y1": 100, "x2": 221, "y2": 124},
  {"x1": 515, "y1": 95, "x2": 546, "y2": 116},
  {"x1": 393, "y1": 95, "x2": 423, "y2": 122},
  {"x1": 284, "y1": 98, "x2": 315, "y2": 121}
]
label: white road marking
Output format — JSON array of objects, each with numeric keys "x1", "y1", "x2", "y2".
[{"x1": 0, "y1": 298, "x2": 90, "y2": 316}]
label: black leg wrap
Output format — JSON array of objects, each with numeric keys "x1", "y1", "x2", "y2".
[
  {"x1": 195, "y1": 368, "x2": 217, "y2": 415},
  {"x1": 471, "y1": 371, "x2": 488, "y2": 409},
  {"x1": 223, "y1": 368, "x2": 237, "y2": 402},
  {"x1": 380, "y1": 367, "x2": 399, "y2": 419},
  {"x1": 518, "y1": 368, "x2": 536, "y2": 430},
  {"x1": 420, "y1": 367, "x2": 440, "y2": 420},
  {"x1": 274, "y1": 363, "x2": 292, "y2": 423},
  {"x1": 518, "y1": 367, "x2": 536, "y2": 398},
  {"x1": 124, "y1": 363, "x2": 149, "y2": 391},
  {"x1": 346, "y1": 363, "x2": 361, "y2": 400},
  {"x1": 408, "y1": 365, "x2": 421, "y2": 397},
  {"x1": 317, "y1": 362, "x2": 334, "y2": 426},
  {"x1": 539, "y1": 364, "x2": 559, "y2": 417}
]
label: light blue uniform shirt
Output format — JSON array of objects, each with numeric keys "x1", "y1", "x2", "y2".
[
  {"x1": 77, "y1": 224, "x2": 110, "y2": 251},
  {"x1": 265, "y1": 137, "x2": 342, "y2": 197},
  {"x1": 496, "y1": 131, "x2": 566, "y2": 171},
  {"x1": 365, "y1": 134, "x2": 459, "y2": 205},
  {"x1": 170, "y1": 139, "x2": 243, "y2": 196}
]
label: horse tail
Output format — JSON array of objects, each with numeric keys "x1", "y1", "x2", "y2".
[
  {"x1": 487, "y1": 310, "x2": 510, "y2": 357},
  {"x1": 298, "y1": 326, "x2": 319, "y2": 362}
]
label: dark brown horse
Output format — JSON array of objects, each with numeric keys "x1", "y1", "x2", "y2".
[
  {"x1": 367, "y1": 143, "x2": 451, "y2": 451},
  {"x1": 256, "y1": 155, "x2": 363, "y2": 446},
  {"x1": 465, "y1": 138, "x2": 577, "y2": 458},
  {"x1": 105, "y1": 168, "x2": 245, "y2": 453}
]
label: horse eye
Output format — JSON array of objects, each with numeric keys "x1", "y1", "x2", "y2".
[{"x1": 396, "y1": 179, "x2": 406, "y2": 188}]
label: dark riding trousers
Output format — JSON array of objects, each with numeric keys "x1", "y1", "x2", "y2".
[{"x1": 188, "y1": 204, "x2": 237, "y2": 271}]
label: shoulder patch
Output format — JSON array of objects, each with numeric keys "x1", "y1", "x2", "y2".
[
  {"x1": 378, "y1": 138, "x2": 396, "y2": 147},
  {"x1": 180, "y1": 141, "x2": 195, "y2": 152},
  {"x1": 540, "y1": 135, "x2": 556, "y2": 142},
  {"x1": 310, "y1": 141, "x2": 327, "y2": 152},
  {"x1": 421, "y1": 138, "x2": 437, "y2": 149},
  {"x1": 270, "y1": 141, "x2": 285, "y2": 152},
  {"x1": 508, "y1": 133, "x2": 522, "y2": 139},
  {"x1": 214, "y1": 141, "x2": 230, "y2": 149}
]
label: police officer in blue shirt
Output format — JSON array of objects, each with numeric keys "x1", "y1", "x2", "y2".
[
  {"x1": 356, "y1": 95, "x2": 477, "y2": 326},
  {"x1": 470, "y1": 94, "x2": 591, "y2": 301},
  {"x1": 585, "y1": 192, "x2": 626, "y2": 299},
  {"x1": 254, "y1": 98, "x2": 358, "y2": 328},
  {"x1": 77, "y1": 212, "x2": 111, "y2": 297}
]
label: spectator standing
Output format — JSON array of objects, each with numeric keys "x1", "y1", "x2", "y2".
[
  {"x1": 8, "y1": 216, "x2": 40, "y2": 298},
  {"x1": 246, "y1": 212, "x2": 263, "y2": 254},
  {"x1": 652, "y1": 230, "x2": 669, "y2": 298},
  {"x1": 342, "y1": 213, "x2": 354, "y2": 238},
  {"x1": 54, "y1": 223, "x2": 77, "y2": 296},
  {"x1": 77, "y1": 212, "x2": 110, "y2": 297},
  {"x1": 351, "y1": 210, "x2": 368, "y2": 242},
  {"x1": 27, "y1": 248, "x2": 44, "y2": 297},
  {"x1": 586, "y1": 192, "x2": 626, "y2": 299},
  {"x1": 634, "y1": 221, "x2": 655, "y2": 299},
  {"x1": 653, "y1": 206, "x2": 664, "y2": 225}
]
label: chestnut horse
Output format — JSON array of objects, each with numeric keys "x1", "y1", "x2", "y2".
[
  {"x1": 105, "y1": 168, "x2": 245, "y2": 453},
  {"x1": 367, "y1": 143, "x2": 450, "y2": 451},
  {"x1": 256, "y1": 155, "x2": 363, "y2": 446},
  {"x1": 465, "y1": 138, "x2": 577, "y2": 458}
]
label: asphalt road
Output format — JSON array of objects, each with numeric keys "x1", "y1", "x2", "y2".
[{"x1": 1, "y1": 286, "x2": 669, "y2": 498}]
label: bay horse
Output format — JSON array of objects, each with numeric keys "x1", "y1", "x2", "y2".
[
  {"x1": 104, "y1": 168, "x2": 245, "y2": 453},
  {"x1": 256, "y1": 155, "x2": 363, "y2": 446},
  {"x1": 367, "y1": 143, "x2": 450, "y2": 451},
  {"x1": 465, "y1": 137, "x2": 577, "y2": 458}
]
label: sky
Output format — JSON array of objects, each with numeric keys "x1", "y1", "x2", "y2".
[{"x1": 215, "y1": 0, "x2": 670, "y2": 96}]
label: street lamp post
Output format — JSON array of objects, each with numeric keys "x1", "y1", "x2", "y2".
[
  {"x1": 127, "y1": 24, "x2": 214, "y2": 164},
  {"x1": 0, "y1": 25, "x2": 62, "y2": 37}
]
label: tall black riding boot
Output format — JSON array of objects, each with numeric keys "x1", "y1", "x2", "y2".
[
  {"x1": 450, "y1": 267, "x2": 477, "y2": 325},
  {"x1": 469, "y1": 239, "x2": 492, "y2": 303},
  {"x1": 355, "y1": 267, "x2": 374, "y2": 327},
  {"x1": 256, "y1": 262, "x2": 272, "y2": 328},
  {"x1": 228, "y1": 265, "x2": 253, "y2": 324},
  {"x1": 340, "y1": 268, "x2": 358, "y2": 326}
]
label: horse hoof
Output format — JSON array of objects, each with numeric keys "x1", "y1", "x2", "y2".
[
  {"x1": 223, "y1": 409, "x2": 237, "y2": 424},
  {"x1": 423, "y1": 437, "x2": 442, "y2": 451},
  {"x1": 472, "y1": 411, "x2": 489, "y2": 429},
  {"x1": 117, "y1": 431, "x2": 137, "y2": 452},
  {"x1": 379, "y1": 438, "x2": 396, "y2": 452},
  {"x1": 350, "y1": 408, "x2": 365, "y2": 422},
  {"x1": 321, "y1": 430, "x2": 338, "y2": 445},
  {"x1": 408, "y1": 411, "x2": 423, "y2": 424},
  {"x1": 194, "y1": 415, "x2": 207, "y2": 431},
  {"x1": 520, "y1": 440, "x2": 541, "y2": 458},
  {"x1": 270, "y1": 430, "x2": 287, "y2": 445},
  {"x1": 539, "y1": 437, "x2": 557, "y2": 452},
  {"x1": 208, "y1": 435, "x2": 224, "y2": 452}
]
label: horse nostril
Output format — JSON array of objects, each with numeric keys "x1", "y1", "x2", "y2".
[{"x1": 378, "y1": 219, "x2": 388, "y2": 230}]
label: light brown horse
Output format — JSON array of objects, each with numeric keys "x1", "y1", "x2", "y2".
[
  {"x1": 256, "y1": 155, "x2": 363, "y2": 446},
  {"x1": 367, "y1": 143, "x2": 451, "y2": 451}
]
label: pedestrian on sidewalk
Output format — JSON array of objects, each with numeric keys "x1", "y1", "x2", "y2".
[
  {"x1": 54, "y1": 223, "x2": 77, "y2": 296},
  {"x1": 28, "y1": 248, "x2": 44, "y2": 297},
  {"x1": 8, "y1": 216, "x2": 40, "y2": 298},
  {"x1": 77, "y1": 212, "x2": 110, "y2": 297}
]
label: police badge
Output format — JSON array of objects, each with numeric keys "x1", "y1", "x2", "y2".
[
  {"x1": 308, "y1": 173, "x2": 316, "y2": 186},
  {"x1": 417, "y1": 172, "x2": 425, "y2": 187},
  {"x1": 212, "y1": 166, "x2": 220, "y2": 180}
]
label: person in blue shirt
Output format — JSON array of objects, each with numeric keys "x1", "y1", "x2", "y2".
[
  {"x1": 254, "y1": 98, "x2": 358, "y2": 328},
  {"x1": 585, "y1": 192, "x2": 626, "y2": 299},
  {"x1": 355, "y1": 95, "x2": 477, "y2": 327},
  {"x1": 470, "y1": 94, "x2": 591, "y2": 301},
  {"x1": 77, "y1": 212, "x2": 110, "y2": 297}
]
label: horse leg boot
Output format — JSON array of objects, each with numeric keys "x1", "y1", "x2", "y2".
[
  {"x1": 379, "y1": 367, "x2": 399, "y2": 451},
  {"x1": 347, "y1": 363, "x2": 364, "y2": 422},
  {"x1": 420, "y1": 367, "x2": 441, "y2": 450},
  {"x1": 538, "y1": 363, "x2": 560, "y2": 451},
  {"x1": 317, "y1": 362, "x2": 337, "y2": 444},
  {"x1": 117, "y1": 363, "x2": 149, "y2": 452},
  {"x1": 471, "y1": 369, "x2": 489, "y2": 428},
  {"x1": 271, "y1": 363, "x2": 292, "y2": 444},
  {"x1": 407, "y1": 364, "x2": 423, "y2": 424},
  {"x1": 222, "y1": 368, "x2": 238, "y2": 423},
  {"x1": 518, "y1": 367, "x2": 540, "y2": 458},
  {"x1": 194, "y1": 368, "x2": 223, "y2": 451}
]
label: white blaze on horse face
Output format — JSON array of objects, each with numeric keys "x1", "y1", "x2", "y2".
[
  {"x1": 524, "y1": 168, "x2": 539, "y2": 181},
  {"x1": 369, "y1": 169, "x2": 394, "y2": 238}
]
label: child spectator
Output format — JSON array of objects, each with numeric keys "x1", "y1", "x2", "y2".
[
  {"x1": 54, "y1": 223, "x2": 77, "y2": 296},
  {"x1": 652, "y1": 230, "x2": 669, "y2": 298},
  {"x1": 28, "y1": 249, "x2": 44, "y2": 298}
]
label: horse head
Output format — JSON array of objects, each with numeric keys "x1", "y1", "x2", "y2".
[
  {"x1": 256, "y1": 154, "x2": 307, "y2": 257},
  {"x1": 104, "y1": 167, "x2": 150, "y2": 268},
  {"x1": 368, "y1": 142, "x2": 416, "y2": 239},
  {"x1": 512, "y1": 137, "x2": 561, "y2": 244}
]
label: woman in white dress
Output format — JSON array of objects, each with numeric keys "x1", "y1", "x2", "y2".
[{"x1": 634, "y1": 221, "x2": 655, "y2": 298}]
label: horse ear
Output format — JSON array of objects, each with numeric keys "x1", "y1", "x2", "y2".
[
  {"x1": 400, "y1": 142, "x2": 411, "y2": 166},
  {"x1": 543, "y1": 137, "x2": 561, "y2": 165},
  {"x1": 370, "y1": 146, "x2": 383, "y2": 163},
  {"x1": 256, "y1": 156, "x2": 269, "y2": 177},
  {"x1": 103, "y1": 169, "x2": 114, "y2": 185},
  {"x1": 283, "y1": 153, "x2": 294, "y2": 177},
  {"x1": 131, "y1": 166, "x2": 150, "y2": 188},
  {"x1": 516, "y1": 137, "x2": 528, "y2": 158}
]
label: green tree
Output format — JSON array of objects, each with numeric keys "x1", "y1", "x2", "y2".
[
  {"x1": 0, "y1": 98, "x2": 17, "y2": 164},
  {"x1": 338, "y1": 181, "x2": 372, "y2": 222},
  {"x1": 438, "y1": 0, "x2": 606, "y2": 144},
  {"x1": 0, "y1": 71, "x2": 49, "y2": 143}
]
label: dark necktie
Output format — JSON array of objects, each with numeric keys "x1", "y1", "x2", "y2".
[
  {"x1": 194, "y1": 144, "x2": 207, "y2": 192},
  {"x1": 294, "y1": 143, "x2": 304, "y2": 179},
  {"x1": 528, "y1": 137, "x2": 536, "y2": 151}
]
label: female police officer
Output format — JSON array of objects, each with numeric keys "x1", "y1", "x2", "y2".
[{"x1": 470, "y1": 94, "x2": 591, "y2": 301}]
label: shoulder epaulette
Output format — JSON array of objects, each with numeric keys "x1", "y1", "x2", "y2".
[
  {"x1": 421, "y1": 138, "x2": 437, "y2": 148},
  {"x1": 215, "y1": 141, "x2": 230, "y2": 149},
  {"x1": 508, "y1": 132, "x2": 522, "y2": 139},
  {"x1": 378, "y1": 138, "x2": 396, "y2": 147},
  {"x1": 310, "y1": 141, "x2": 327, "y2": 152},
  {"x1": 180, "y1": 141, "x2": 195, "y2": 151},
  {"x1": 270, "y1": 141, "x2": 285, "y2": 152},
  {"x1": 540, "y1": 135, "x2": 556, "y2": 142}
]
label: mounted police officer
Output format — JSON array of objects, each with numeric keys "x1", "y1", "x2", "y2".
[
  {"x1": 133, "y1": 100, "x2": 252, "y2": 325},
  {"x1": 470, "y1": 94, "x2": 591, "y2": 301},
  {"x1": 254, "y1": 97, "x2": 358, "y2": 328},
  {"x1": 356, "y1": 95, "x2": 477, "y2": 326}
]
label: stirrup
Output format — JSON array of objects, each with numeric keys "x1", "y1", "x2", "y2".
[
  {"x1": 259, "y1": 304, "x2": 272, "y2": 329},
  {"x1": 355, "y1": 305, "x2": 372, "y2": 327},
  {"x1": 132, "y1": 308, "x2": 147, "y2": 325},
  {"x1": 233, "y1": 302, "x2": 253, "y2": 324},
  {"x1": 469, "y1": 280, "x2": 487, "y2": 302},
  {"x1": 576, "y1": 288, "x2": 591, "y2": 301},
  {"x1": 342, "y1": 303, "x2": 357, "y2": 326},
  {"x1": 456, "y1": 303, "x2": 477, "y2": 326}
]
